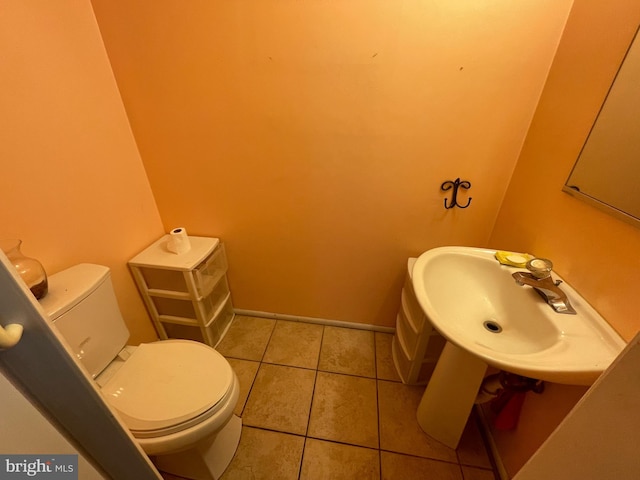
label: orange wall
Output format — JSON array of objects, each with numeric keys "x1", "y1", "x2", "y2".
[
  {"x1": 91, "y1": 0, "x2": 573, "y2": 327},
  {"x1": 6, "y1": 2, "x2": 637, "y2": 475},
  {"x1": 491, "y1": 0, "x2": 640, "y2": 343},
  {"x1": 3, "y1": 1, "x2": 639, "y2": 476},
  {"x1": 0, "y1": 1, "x2": 164, "y2": 344},
  {"x1": 488, "y1": 0, "x2": 640, "y2": 476}
]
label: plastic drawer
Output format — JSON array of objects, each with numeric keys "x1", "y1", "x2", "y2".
[
  {"x1": 139, "y1": 267, "x2": 187, "y2": 293},
  {"x1": 193, "y1": 244, "x2": 228, "y2": 298},
  {"x1": 163, "y1": 297, "x2": 234, "y2": 347},
  {"x1": 402, "y1": 276, "x2": 426, "y2": 332},
  {"x1": 392, "y1": 334, "x2": 412, "y2": 383},
  {"x1": 152, "y1": 276, "x2": 230, "y2": 323},
  {"x1": 396, "y1": 310, "x2": 419, "y2": 358},
  {"x1": 138, "y1": 244, "x2": 227, "y2": 299},
  {"x1": 392, "y1": 334, "x2": 439, "y2": 386},
  {"x1": 211, "y1": 298, "x2": 234, "y2": 342}
]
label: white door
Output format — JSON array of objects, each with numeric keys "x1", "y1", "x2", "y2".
[
  {"x1": 515, "y1": 332, "x2": 640, "y2": 479},
  {"x1": 0, "y1": 253, "x2": 160, "y2": 479},
  {"x1": 0, "y1": 370, "x2": 105, "y2": 479}
]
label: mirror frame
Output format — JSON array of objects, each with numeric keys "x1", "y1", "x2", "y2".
[
  {"x1": 563, "y1": 26, "x2": 640, "y2": 228},
  {"x1": 562, "y1": 185, "x2": 640, "y2": 227}
]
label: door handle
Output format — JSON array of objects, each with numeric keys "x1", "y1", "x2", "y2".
[{"x1": 0, "y1": 323, "x2": 24, "y2": 349}]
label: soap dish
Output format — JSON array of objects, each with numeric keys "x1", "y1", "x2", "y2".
[{"x1": 495, "y1": 251, "x2": 534, "y2": 268}]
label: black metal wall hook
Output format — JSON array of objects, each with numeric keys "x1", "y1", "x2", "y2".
[{"x1": 441, "y1": 178, "x2": 472, "y2": 209}]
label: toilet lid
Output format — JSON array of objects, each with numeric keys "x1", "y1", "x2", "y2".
[{"x1": 101, "y1": 340, "x2": 233, "y2": 432}]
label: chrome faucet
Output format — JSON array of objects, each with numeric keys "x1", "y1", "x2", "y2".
[{"x1": 512, "y1": 258, "x2": 576, "y2": 315}]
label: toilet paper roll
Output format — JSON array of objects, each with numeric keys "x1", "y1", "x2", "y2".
[{"x1": 167, "y1": 227, "x2": 191, "y2": 254}]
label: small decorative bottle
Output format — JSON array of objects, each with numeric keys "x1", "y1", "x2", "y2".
[{"x1": 0, "y1": 239, "x2": 48, "y2": 299}]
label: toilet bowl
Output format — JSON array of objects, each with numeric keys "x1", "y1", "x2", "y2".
[{"x1": 41, "y1": 264, "x2": 241, "y2": 480}]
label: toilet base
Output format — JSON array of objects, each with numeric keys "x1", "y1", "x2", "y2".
[{"x1": 153, "y1": 414, "x2": 242, "y2": 480}]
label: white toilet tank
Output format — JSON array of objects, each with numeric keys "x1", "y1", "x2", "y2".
[{"x1": 40, "y1": 264, "x2": 130, "y2": 378}]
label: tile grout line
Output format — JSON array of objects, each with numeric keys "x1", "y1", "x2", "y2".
[
  {"x1": 298, "y1": 324, "x2": 325, "y2": 480},
  {"x1": 307, "y1": 324, "x2": 326, "y2": 437},
  {"x1": 373, "y1": 332, "x2": 383, "y2": 479},
  {"x1": 260, "y1": 317, "x2": 279, "y2": 363},
  {"x1": 219, "y1": 317, "x2": 497, "y2": 479},
  {"x1": 237, "y1": 317, "x2": 277, "y2": 417},
  {"x1": 224, "y1": 317, "x2": 275, "y2": 428}
]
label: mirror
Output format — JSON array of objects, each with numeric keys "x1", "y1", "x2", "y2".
[{"x1": 564, "y1": 27, "x2": 640, "y2": 226}]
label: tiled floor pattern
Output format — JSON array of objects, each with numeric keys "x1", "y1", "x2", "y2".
[{"x1": 162, "y1": 315, "x2": 498, "y2": 480}]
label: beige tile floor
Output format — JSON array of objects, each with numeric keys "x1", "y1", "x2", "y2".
[{"x1": 161, "y1": 315, "x2": 498, "y2": 480}]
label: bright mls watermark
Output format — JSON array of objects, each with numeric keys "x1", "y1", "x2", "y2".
[{"x1": 0, "y1": 455, "x2": 78, "y2": 479}]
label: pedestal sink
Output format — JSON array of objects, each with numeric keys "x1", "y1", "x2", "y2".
[{"x1": 411, "y1": 246, "x2": 625, "y2": 448}]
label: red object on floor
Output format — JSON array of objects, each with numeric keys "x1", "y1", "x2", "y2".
[{"x1": 494, "y1": 391, "x2": 527, "y2": 430}]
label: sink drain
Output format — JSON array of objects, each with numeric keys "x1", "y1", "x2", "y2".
[{"x1": 483, "y1": 320, "x2": 503, "y2": 333}]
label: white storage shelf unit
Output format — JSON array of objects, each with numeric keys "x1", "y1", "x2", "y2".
[
  {"x1": 129, "y1": 235, "x2": 234, "y2": 347},
  {"x1": 392, "y1": 258, "x2": 446, "y2": 385}
]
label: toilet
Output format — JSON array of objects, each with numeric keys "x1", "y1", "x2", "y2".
[{"x1": 40, "y1": 263, "x2": 241, "y2": 480}]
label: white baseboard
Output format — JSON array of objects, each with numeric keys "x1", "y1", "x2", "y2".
[
  {"x1": 233, "y1": 308, "x2": 396, "y2": 334},
  {"x1": 475, "y1": 405, "x2": 509, "y2": 480}
]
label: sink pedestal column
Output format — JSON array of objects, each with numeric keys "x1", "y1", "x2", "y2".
[{"x1": 417, "y1": 341, "x2": 488, "y2": 449}]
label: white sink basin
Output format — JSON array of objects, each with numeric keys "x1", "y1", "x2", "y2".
[{"x1": 412, "y1": 246, "x2": 626, "y2": 386}]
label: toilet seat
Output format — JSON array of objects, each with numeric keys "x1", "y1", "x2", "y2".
[{"x1": 101, "y1": 340, "x2": 233, "y2": 438}]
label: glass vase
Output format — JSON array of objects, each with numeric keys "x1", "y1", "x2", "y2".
[{"x1": 0, "y1": 239, "x2": 48, "y2": 299}]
